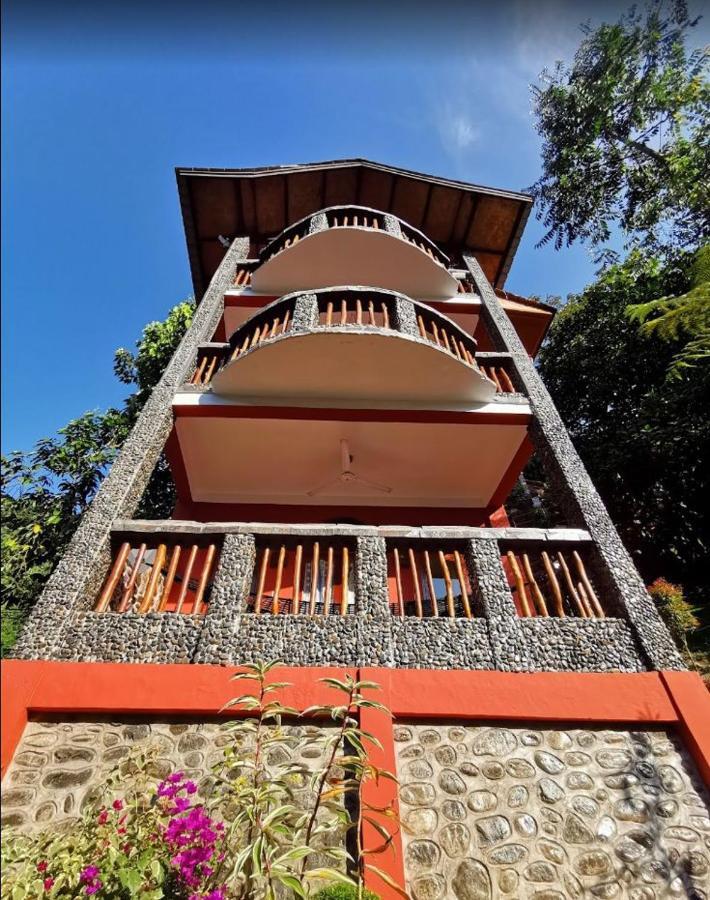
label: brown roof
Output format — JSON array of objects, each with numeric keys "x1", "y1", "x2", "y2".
[{"x1": 176, "y1": 159, "x2": 532, "y2": 300}]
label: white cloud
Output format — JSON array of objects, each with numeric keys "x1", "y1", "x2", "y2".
[{"x1": 441, "y1": 108, "x2": 480, "y2": 150}]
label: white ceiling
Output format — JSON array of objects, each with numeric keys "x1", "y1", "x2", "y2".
[{"x1": 175, "y1": 415, "x2": 528, "y2": 507}]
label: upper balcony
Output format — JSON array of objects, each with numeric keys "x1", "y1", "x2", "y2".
[
  {"x1": 200, "y1": 287, "x2": 497, "y2": 407},
  {"x1": 250, "y1": 206, "x2": 460, "y2": 300}
]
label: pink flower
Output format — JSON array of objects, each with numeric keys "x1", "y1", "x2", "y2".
[
  {"x1": 80, "y1": 867, "x2": 99, "y2": 881},
  {"x1": 168, "y1": 771, "x2": 184, "y2": 783},
  {"x1": 37, "y1": 862, "x2": 48, "y2": 872},
  {"x1": 112, "y1": 799, "x2": 124, "y2": 811},
  {"x1": 97, "y1": 809, "x2": 109, "y2": 824},
  {"x1": 43, "y1": 878, "x2": 54, "y2": 891}
]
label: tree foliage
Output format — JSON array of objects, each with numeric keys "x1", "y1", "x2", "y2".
[
  {"x1": 531, "y1": 0, "x2": 709, "y2": 259},
  {"x1": 537, "y1": 252, "x2": 709, "y2": 600},
  {"x1": 1, "y1": 300, "x2": 194, "y2": 648}
]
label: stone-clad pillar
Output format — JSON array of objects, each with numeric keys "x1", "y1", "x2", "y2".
[
  {"x1": 12, "y1": 239, "x2": 251, "y2": 660},
  {"x1": 464, "y1": 254, "x2": 683, "y2": 670},
  {"x1": 194, "y1": 534, "x2": 256, "y2": 665},
  {"x1": 467, "y1": 538, "x2": 531, "y2": 671},
  {"x1": 355, "y1": 537, "x2": 390, "y2": 618},
  {"x1": 291, "y1": 293, "x2": 320, "y2": 331}
]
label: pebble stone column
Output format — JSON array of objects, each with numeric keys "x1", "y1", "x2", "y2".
[
  {"x1": 464, "y1": 254, "x2": 683, "y2": 670},
  {"x1": 467, "y1": 539, "x2": 531, "y2": 672},
  {"x1": 11, "y1": 238, "x2": 251, "y2": 660}
]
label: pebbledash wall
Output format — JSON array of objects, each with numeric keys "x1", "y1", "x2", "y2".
[{"x1": 7, "y1": 237, "x2": 684, "y2": 674}]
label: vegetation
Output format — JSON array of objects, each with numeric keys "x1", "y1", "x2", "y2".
[
  {"x1": 1, "y1": 663, "x2": 402, "y2": 899},
  {"x1": 532, "y1": 1, "x2": 709, "y2": 664},
  {"x1": 0, "y1": 300, "x2": 194, "y2": 654},
  {"x1": 531, "y1": 0, "x2": 709, "y2": 262}
]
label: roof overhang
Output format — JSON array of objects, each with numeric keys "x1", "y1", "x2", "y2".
[{"x1": 176, "y1": 159, "x2": 533, "y2": 299}]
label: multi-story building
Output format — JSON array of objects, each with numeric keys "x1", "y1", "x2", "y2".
[{"x1": 3, "y1": 160, "x2": 709, "y2": 898}]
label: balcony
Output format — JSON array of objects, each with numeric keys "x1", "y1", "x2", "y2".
[
  {"x1": 206, "y1": 287, "x2": 497, "y2": 407},
  {"x1": 250, "y1": 206, "x2": 460, "y2": 300},
  {"x1": 70, "y1": 521, "x2": 643, "y2": 672}
]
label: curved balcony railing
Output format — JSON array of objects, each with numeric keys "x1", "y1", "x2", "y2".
[
  {"x1": 204, "y1": 287, "x2": 496, "y2": 403},
  {"x1": 260, "y1": 205, "x2": 450, "y2": 268}
]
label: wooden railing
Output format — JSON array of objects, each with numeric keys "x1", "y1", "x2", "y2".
[
  {"x1": 247, "y1": 538, "x2": 355, "y2": 616},
  {"x1": 232, "y1": 261, "x2": 259, "y2": 288},
  {"x1": 224, "y1": 296, "x2": 295, "y2": 363},
  {"x1": 259, "y1": 205, "x2": 450, "y2": 268},
  {"x1": 316, "y1": 291, "x2": 395, "y2": 329},
  {"x1": 502, "y1": 544, "x2": 606, "y2": 619},
  {"x1": 190, "y1": 346, "x2": 228, "y2": 386},
  {"x1": 416, "y1": 307, "x2": 477, "y2": 365},
  {"x1": 94, "y1": 538, "x2": 220, "y2": 615},
  {"x1": 457, "y1": 278, "x2": 475, "y2": 294},
  {"x1": 386, "y1": 543, "x2": 475, "y2": 619},
  {"x1": 478, "y1": 361, "x2": 516, "y2": 393}
]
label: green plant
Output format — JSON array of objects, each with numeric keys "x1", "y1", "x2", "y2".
[
  {"x1": 314, "y1": 885, "x2": 380, "y2": 900},
  {"x1": 1, "y1": 603, "x2": 27, "y2": 657},
  {"x1": 647, "y1": 578, "x2": 700, "y2": 652},
  {"x1": 1, "y1": 664, "x2": 404, "y2": 899}
]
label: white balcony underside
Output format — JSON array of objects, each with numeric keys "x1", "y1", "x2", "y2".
[
  {"x1": 251, "y1": 228, "x2": 459, "y2": 299},
  {"x1": 173, "y1": 412, "x2": 528, "y2": 508},
  {"x1": 211, "y1": 331, "x2": 497, "y2": 406}
]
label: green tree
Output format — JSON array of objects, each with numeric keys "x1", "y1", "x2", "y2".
[
  {"x1": 1, "y1": 300, "x2": 194, "y2": 652},
  {"x1": 537, "y1": 252, "x2": 709, "y2": 601},
  {"x1": 531, "y1": 0, "x2": 709, "y2": 259}
]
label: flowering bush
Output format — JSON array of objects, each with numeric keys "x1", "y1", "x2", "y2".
[
  {"x1": 1, "y1": 663, "x2": 402, "y2": 899},
  {"x1": 648, "y1": 578, "x2": 699, "y2": 649}
]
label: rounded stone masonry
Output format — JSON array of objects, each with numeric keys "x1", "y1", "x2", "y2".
[{"x1": 396, "y1": 722, "x2": 710, "y2": 900}]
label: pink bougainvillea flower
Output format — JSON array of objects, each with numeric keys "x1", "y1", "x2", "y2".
[
  {"x1": 37, "y1": 861, "x2": 48, "y2": 872},
  {"x1": 43, "y1": 878, "x2": 54, "y2": 891},
  {"x1": 112, "y1": 799, "x2": 124, "y2": 811},
  {"x1": 97, "y1": 809, "x2": 109, "y2": 824}
]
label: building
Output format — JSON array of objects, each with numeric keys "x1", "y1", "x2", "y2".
[{"x1": 3, "y1": 159, "x2": 709, "y2": 898}]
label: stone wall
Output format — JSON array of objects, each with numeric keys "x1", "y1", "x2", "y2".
[
  {"x1": 395, "y1": 723, "x2": 710, "y2": 900},
  {"x1": 1, "y1": 718, "x2": 337, "y2": 832}
]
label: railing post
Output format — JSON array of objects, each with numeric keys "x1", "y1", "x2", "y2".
[
  {"x1": 392, "y1": 297, "x2": 420, "y2": 338},
  {"x1": 467, "y1": 538, "x2": 531, "y2": 672},
  {"x1": 464, "y1": 253, "x2": 684, "y2": 670},
  {"x1": 194, "y1": 533, "x2": 256, "y2": 665},
  {"x1": 383, "y1": 214, "x2": 403, "y2": 239},
  {"x1": 308, "y1": 212, "x2": 328, "y2": 235},
  {"x1": 11, "y1": 238, "x2": 252, "y2": 661},
  {"x1": 291, "y1": 293, "x2": 320, "y2": 331}
]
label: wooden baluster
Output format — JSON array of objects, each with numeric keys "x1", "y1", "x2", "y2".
[
  {"x1": 356, "y1": 298, "x2": 363, "y2": 325},
  {"x1": 453, "y1": 550, "x2": 472, "y2": 619},
  {"x1": 235, "y1": 269, "x2": 245, "y2": 286},
  {"x1": 488, "y1": 367, "x2": 503, "y2": 392},
  {"x1": 258, "y1": 322, "x2": 269, "y2": 343},
  {"x1": 499, "y1": 368, "x2": 515, "y2": 393},
  {"x1": 95, "y1": 542, "x2": 131, "y2": 612},
  {"x1": 541, "y1": 551, "x2": 565, "y2": 617},
  {"x1": 441, "y1": 329, "x2": 452, "y2": 354},
  {"x1": 458, "y1": 281, "x2": 464, "y2": 293},
  {"x1": 393, "y1": 547, "x2": 405, "y2": 617},
  {"x1": 522, "y1": 553, "x2": 549, "y2": 617},
  {"x1": 438, "y1": 552, "x2": 456, "y2": 618},
  {"x1": 281, "y1": 309, "x2": 290, "y2": 333},
  {"x1": 193, "y1": 544, "x2": 216, "y2": 616},
  {"x1": 423, "y1": 550, "x2": 438, "y2": 617},
  {"x1": 368, "y1": 300, "x2": 376, "y2": 325},
  {"x1": 271, "y1": 544, "x2": 286, "y2": 616},
  {"x1": 340, "y1": 546, "x2": 350, "y2": 616},
  {"x1": 381, "y1": 302, "x2": 390, "y2": 329},
  {"x1": 326, "y1": 301, "x2": 333, "y2": 326},
  {"x1": 253, "y1": 546, "x2": 270, "y2": 616},
  {"x1": 557, "y1": 551, "x2": 587, "y2": 617},
  {"x1": 340, "y1": 299, "x2": 347, "y2": 325},
  {"x1": 408, "y1": 548, "x2": 424, "y2": 619},
  {"x1": 323, "y1": 545, "x2": 334, "y2": 615},
  {"x1": 158, "y1": 545, "x2": 181, "y2": 612},
  {"x1": 175, "y1": 544, "x2": 199, "y2": 614},
  {"x1": 417, "y1": 315, "x2": 427, "y2": 339},
  {"x1": 431, "y1": 321, "x2": 442, "y2": 347},
  {"x1": 577, "y1": 581, "x2": 595, "y2": 618},
  {"x1": 573, "y1": 551, "x2": 605, "y2": 618},
  {"x1": 455, "y1": 340, "x2": 466, "y2": 361},
  {"x1": 507, "y1": 551, "x2": 533, "y2": 617},
  {"x1": 191, "y1": 356, "x2": 208, "y2": 385},
  {"x1": 117, "y1": 543, "x2": 147, "y2": 612},
  {"x1": 203, "y1": 355, "x2": 218, "y2": 384},
  {"x1": 245, "y1": 270, "x2": 252, "y2": 285},
  {"x1": 309, "y1": 542, "x2": 320, "y2": 615},
  {"x1": 343, "y1": 216, "x2": 349, "y2": 226},
  {"x1": 270, "y1": 318, "x2": 280, "y2": 338},
  {"x1": 139, "y1": 543, "x2": 167, "y2": 613},
  {"x1": 466, "y1": 349, "x2": 476, "y2": 366},
  {"x1": 372, "y1": 218, "x2": 379, "y2": 229},
  {"x1": 292, "y1": 232, "x2": 300, "y2": 244},
  {"x1": 249, "y1": 326, "x2": 261, "y2": 348},
  {"x1": 353, "y1": 214, "x2": 358, "y2": 227},
  {"x1": 293, "y1": 544, "x2": 303, "y2": 614}
]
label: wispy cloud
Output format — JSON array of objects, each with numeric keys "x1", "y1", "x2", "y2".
[{"x1": 437, "y1": 105, "x2": 480, "y2": 151}]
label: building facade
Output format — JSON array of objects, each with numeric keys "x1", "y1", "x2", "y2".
[{"x1": 3, "y1": 160, "x2": 709, "y2": 899}]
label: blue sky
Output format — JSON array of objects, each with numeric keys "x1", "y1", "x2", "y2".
[{"x1": 3, "y1": 0, "x2": 707, "y2": 452}]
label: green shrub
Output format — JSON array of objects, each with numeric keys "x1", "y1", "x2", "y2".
[
  {"x1": 315, "y1": 885, "x2": 381, "y2": 900},
  {"x1": 648, "y1": 578, "x2": 699, "y2": 648},
  {"x1": 1, "y1": 604, "x2": 27, "y2": 657}
]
